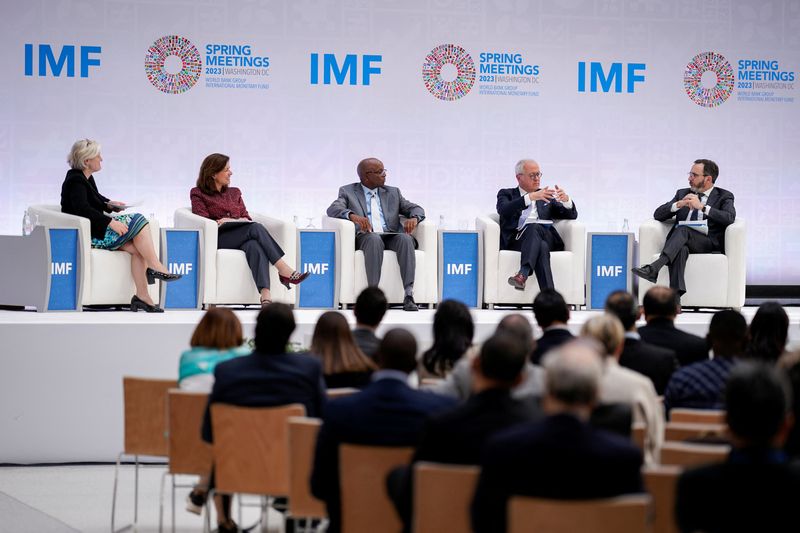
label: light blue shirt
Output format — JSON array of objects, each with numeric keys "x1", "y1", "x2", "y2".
[{"x1": 361, "y1": 184, "x2": 387, "y2": 232}]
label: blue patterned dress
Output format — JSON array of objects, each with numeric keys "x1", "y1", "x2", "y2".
[{"x1": 91, "y1": 213, "x2": 149, "y2": 250}]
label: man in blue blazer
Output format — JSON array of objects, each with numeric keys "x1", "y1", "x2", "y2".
[
  {"x1": 632, "y1": 159, "x2": 736, "y2": 296},
  {"x1": 497, "y1": 159, "x2": 578, "y2": 292},
  {"x1": 327, "y1": 158, "x2": 425, "y2": 311},
  {"x1": 310, "y1": 329, "x2": 456, "y2": 533}
]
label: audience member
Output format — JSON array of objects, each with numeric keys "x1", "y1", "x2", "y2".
[
  {"x1": 200, "y1": 303, "x2": 326, "y2": 533},
  {"x1": 310, "y1": 329, "x2": 456, "y2": 533},
  {"x1": 638, "y1": 286, "x2": 709, "y2": 366},
  {"x1": 605, "y1": 290, "x2": 678, "y2": 394},
  {"x1": 784, "y1": 358, "x2": 800, "y2": 458},
  {"x1": 664, "y1": 309, "x2": 747, "y2": 414},
  {"x1": 530, "y1": 289, "x2": 574, "y2": 365},
  {"x1": 676, "y1": 362, "x2": 800, "y2": 533},
  {"x1": 421, "y1": 299, "x2": 475, "y2": 377},
  {"x1": 309, "y1": 311, "x2": 376, "y2": 389},
  {"x1": 430, "y1": 313, "x2": 544, "y2": 401},
  {"x1": 746, "y1": 301, "x2": 790, "y2": 365},
  {"x1": 389, "y1": 332, "x2": 541, "y2": 531},
  {"x1": 580, "y1": 314, "x2": 664, "y2": 464},
  {"x1": 351, "y1": 287, "x2": 388, "y2": 360},
  {"x1": 471, "y1": 340, "x2": 643, "y2": 533}
]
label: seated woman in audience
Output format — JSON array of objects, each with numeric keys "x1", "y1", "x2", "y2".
[
  {"x1": 61, "y1": 139, "x2": 180, "y2": 312},
  {"x1": 180, "y1": 308, "x2": 249, "y2": 522},
  {"x1": 421, "y1": 299, "x2": 475, "y2": 378},
  {"x1": 190, "y1": 153, "x2": 309, "y2": 306},
  {"x1": 746, "y1": 301, "x2": 790, "y2": 365},
  {"x1": 178, "y1": 307, "x2": 250, "y2": 391},
  {"x1": 309, "y1": 311, "x2": 376, "y2": 389}
]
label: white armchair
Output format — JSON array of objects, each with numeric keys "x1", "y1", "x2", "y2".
[
  {"x1": 637, "y1": 219, "x2": 746, "y2": 309},
  {"x1": 321, "y1": 216, "x2": 437, "y2": 307},
  {"x1": 477, "y1": 215, "x2": 586, "y2": 307},
  {"x1": 27, "y1": 204, "x2": 160, "y2": 306},
  {"x1": 174, "y1": 208, "x2": 296, "y2": 306}
]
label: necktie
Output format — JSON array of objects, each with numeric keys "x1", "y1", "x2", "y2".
[
  {"x1": 369, "y1": 191, "x2": 383, "y2": 232},
  {"x1": 690, "y1": 193, "x2": 705, "y2": 221}
]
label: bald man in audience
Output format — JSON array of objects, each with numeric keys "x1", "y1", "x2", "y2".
[
  {"x1": 471, "y1": 339, "x2": 643, "y2": 533},
  {"x1": 638, "y1": 286, "x2": 709, "y2": 367},
  {"x1": 677, "y1": 363, "x2": 800, "y2": 533}
]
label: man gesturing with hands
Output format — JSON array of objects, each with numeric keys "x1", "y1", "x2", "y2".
[
  {"x1": 496, "y1": 159, "x2": 578, "y2": 292},
  {"x1": 327, "y1": 158, "x2": 425, "y2": 311}
]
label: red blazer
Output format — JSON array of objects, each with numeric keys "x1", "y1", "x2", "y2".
[{"x1": 190, "y1": 186, "x2": 251, "y2": 221}]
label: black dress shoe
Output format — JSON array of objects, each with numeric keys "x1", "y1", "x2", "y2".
[
  {"x1": 403, "y1": 295, "x2": 419, "y2": 312},
  {"x1": 145, "y1": 267, "x2": 182, "y2": 285},
  {"x1": 130, "y1": 295, "x2": 164, "y2": 313},
  {"x1": 631, "y1": 265, "x2": 658, "y2": 284}
]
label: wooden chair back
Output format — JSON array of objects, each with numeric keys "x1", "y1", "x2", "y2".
[
  {"x1": 508, "y1": 494, "x2": 652, "y2": 533},
  {"x1": 288, "y1": 416, "x2": 326, "y2": 520},
  {"x1": 339, "y1": 443, "x2": 414, "y2": 533},
  {"x1": 643, "y1": 465, "x2": 681, "y2": 533},
  {"x1": 631, "y1": 422, "x2": 646, "y2": 450},
  {"x1": 664, "y1": 422, "x2": 726, "y2": 442},
  {"x1": 123, "y1": 376, "x2": 176, "y2": 456},
  {"x1": 210, "y1": 403, "x2": 305, "y2": 496},
  {"x1": 669, "y1": 408, "x2": 725, "y2": 424},
  {"x1": 326, "y1": 387, "x2": 359, "y2": 399},
  {"x1": 659, "y1": 442, "x2": 729, "y2": 467},
  {"x1": 167, "y1": 389, "x2": 212, "y2": 475},
  {"x1": 413, "y1": 462, "x2": 479, "y2": 533}
]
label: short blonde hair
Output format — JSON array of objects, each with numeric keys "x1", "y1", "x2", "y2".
[
  {"x1": 68, "y1": 139, "x2": 101, "y2": 170},
  {"x1": 580, "y1": 314, "x2": 625, "y2": 357}
]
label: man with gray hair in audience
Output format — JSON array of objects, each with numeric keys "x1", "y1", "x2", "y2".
[{"x1": 471, "y1": 339, "x2": 644, "y2": 533}]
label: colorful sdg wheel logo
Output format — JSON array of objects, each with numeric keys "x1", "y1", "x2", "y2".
[
  {"x1": 145, "y1": 35, "x2": 202, "y2": 94},
  {"x1": 422, "y1": 44, "x2": 476, "y2": 101},
  {"x1": 684, "y1": 51, "x2": 734, "y2": 108}
]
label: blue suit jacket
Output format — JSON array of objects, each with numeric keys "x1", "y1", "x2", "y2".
[
  {"x1": 496, "y1": 187, "x2": 578, "y2": 250},
  {"x1": 471, "y1": 413, "x2": 643, "y2": 533},
  {"x1": 653, "y1": 187, "x2": 735, "y2": 252},
  {"x1": 201, "y1": 351, "x2": 327, "y2": 443},
  {"x1": 310, "y1": 377, "x2": 456, "y2": 533}
]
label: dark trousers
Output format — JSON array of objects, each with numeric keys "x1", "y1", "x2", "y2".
[
  {"x1": 660, "y1": 225, "x2": 714, "y2": 294},
  {"x1": 355, "y1": 232, "x2": 417, "y2": 290},
  {"x1": 507, "y1": 223, "x2": 562, "y2": 291},
  {"x1": 218, "y1": 222, "x2": 284, "y2": 291}
]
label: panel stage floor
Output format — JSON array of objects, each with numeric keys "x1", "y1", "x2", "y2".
[{"x1": 2, "y1": 306, "x2": 799, "y2": 463}]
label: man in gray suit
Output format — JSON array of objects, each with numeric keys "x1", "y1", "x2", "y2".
[{"x1": 327, "y1": 158, "x2": 425, "y2": 311}]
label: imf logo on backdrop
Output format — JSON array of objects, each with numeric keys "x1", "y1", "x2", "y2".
[
  {"x1": 578, "y1": 61, "x2": 646, "y2": 93},
  {"x1": 309, "y1": 53, "x2": 382, "y2": 85},
  {"x1": 51, "y1": 262, "x2": 74, "y2": 275},
  {"x1": 144, "y1": 35, "x2": 202, "y2": 94},
  {"x1": 684, "y1": 51, "x2": 734, "y2": 107},
  {"x1": 24, "y1": 44, "x2": 101, "y2": 77},
  {"x1": 169, "y1": 262, "x2": 193, "y2": 275},
  {"x1": 447, "y1": 263, "x2": 473, "y2": 275},
  {"x1": 303, "y1": 262, "x2": 330, "y2": 275},
  {"x1": 422, "y1": 44, "x2": 476, "y2": 101}
]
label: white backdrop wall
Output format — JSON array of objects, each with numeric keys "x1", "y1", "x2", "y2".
[{"x1": 1, "y1": 0, "x2": 798, "y2": 284}]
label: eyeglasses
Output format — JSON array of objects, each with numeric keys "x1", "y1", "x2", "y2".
[
  {"x1": 688, "y1": 172, "x2": 707, "y2": 178},
  {"x1": 366, "y1": 169, "x2": 387, "y2": 176},
  {"x1": 524, "y1": 172, "x2": 543, "y2": 179}
]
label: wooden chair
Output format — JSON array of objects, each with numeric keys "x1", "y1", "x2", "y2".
[
  {"x1": 659, "y1": 442, "x2": 729, "y2": 467},
  {"x1": 288, "y1": 417, "x2": 326, "y2": 530},
  {"x1": 339, "y1": 443, "x2": 414, "y2": 533},
  {"x1": 643, "y1": 465, "x2": 681, "y2": 533},
  {"x1": 158, "y1": 390, "x2": 213, "y2": 533},
  {"x1": 631, "y1": 422, "x2": 646, "y2": 451},
  {"x1": 112, "y1": 377, "x2": 176, "y2": 533},
  {"x1": 664, "y1": 422, "x2": 727, "y2": 442},
  {"x1": 209, "y1": 403, "x2": 306, "y2": 531},
  {"x1": 326, "y1": 387, "x2": 359, "y2": 399},
  {"x1": 669, "y1": 408, "x2": 725, "y2": 424},
  {"x1": 508, "y1": 494, "x2": 652, "y2": 533},
  {"x1": 413, "y1": 462, "x2": 480, "y2": 533}
]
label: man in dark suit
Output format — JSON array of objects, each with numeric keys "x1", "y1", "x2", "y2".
[
  {"x1": 632, "y1": 159, "x2": 736, "y2": 296},
  {"x1": 327, "y1": 158, "x2": 425, "y2": 311},
  {"x1": 497, "y1": 159, "x2": 577, "y2": 291},
  {"x1": 310, "y1": 329, "x2": 455, "y2": 533},
  {"x1": 471, "y1": 340, "x2": 644, "y2": 533},
  {"x1": 605, "y1": 290, "x2": 678, "y2": 395},
  {"x1": 639, "y1": 286, "x2": 709, "y2": 367},
  {"x1": 530, "y1": 289, "x2": 574, "y2": 365},
  {"x1": 676, "y1": 362, "x2": 800, "y2": 533},
  {"x1": 351, "y1": 287, "x2": 387, "y2": 360},
  {"x1": 200, "y1": 303, "x2": 326, "y2": 532},
  {"x1": 389, "y1": 331, "x2": 541, "y2": 531}
]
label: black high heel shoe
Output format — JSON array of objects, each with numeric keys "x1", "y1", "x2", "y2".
[
  {"x1": 130, "y1": 295, "x2": 164, "y2": 313},
  {"x1": 146, "y1": 267, "x2": 183, "y2": 285},
  {"x1": 279, "y1": 271, "x2": 311, "y2": 290}
]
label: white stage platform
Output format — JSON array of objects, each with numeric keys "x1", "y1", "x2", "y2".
[{"x1": 2, "y1": 307, "x2": 799, "y2": 464}]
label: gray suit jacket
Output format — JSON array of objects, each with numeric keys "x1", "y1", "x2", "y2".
[{"x1": 326, "y1": 183, "x2": 425, "y2": 235}]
